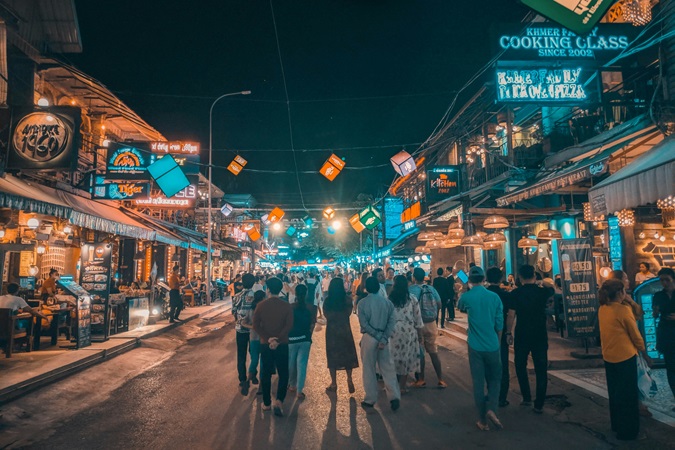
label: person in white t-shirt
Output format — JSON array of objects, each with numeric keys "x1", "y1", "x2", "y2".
[
  {"x1": 635, "y1": 262, "x2": 656, "y2": 285},
  {"x1": 0, "y1": 283, "x2": 48, "y2": 328}
]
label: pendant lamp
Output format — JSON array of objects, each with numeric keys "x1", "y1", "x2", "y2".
[
  {"x1": 537, "y1": 229, "x2": 562, "y2": 240},
  {"x1": 461, "y1": 234, "x2": 484, "y2": 247},
  {"x1": 483, "y1": 215, "x2": 509, "y2": 229},
  {"x1": 517, "y1": 237, "x2": 538, "y2": 248}
]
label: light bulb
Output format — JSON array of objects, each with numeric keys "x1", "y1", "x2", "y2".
[
  {"x1": 27, "y1": 218, "x2": 39, "y2": 229},
  {"x1": 37, "y1": 97, "x2": 49, "y2": 107},
  {"x1": 272, "y1": 222, "x2": 282, "y2": 231},
  {"x1": 332, "y1": 220, "x2": 342, "y2": 230}
]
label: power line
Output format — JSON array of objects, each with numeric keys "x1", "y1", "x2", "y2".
[{"x1": 270, "y1": 0, "x2": 307, "y2": 212}]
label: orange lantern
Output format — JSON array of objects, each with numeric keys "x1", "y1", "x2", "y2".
[
  {"x1": 247, "y1": 226, "x2": 261, "y2": 241},
  {"x1": 319, "y1": 154, "x2": 345, "y2": 181},
  {"x1": 349, "y1": 213, "x2": 366, "y2": 233},
  {"x1": 268, "y1": 207, "x2": 285, "y2": 223}
]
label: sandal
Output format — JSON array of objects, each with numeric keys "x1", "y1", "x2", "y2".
[
  {"x1": 476, "y1": 421, "x2": 490, "y2": 431},
  {"x1": 325, "y1": 384, "x2": 337, "y2": 392},
  {"x1": 297, "y1": 392, "x2": 306, "y2": 400},
  {"x1": 288, "y1": 386, "x2": 297, "y2": 392},
  {"x1": 348, "y1": 380, "x2": 356, "y2": 394},
  {"x1": 262, "y1": 404, "x2": 271, "y2": 411}
]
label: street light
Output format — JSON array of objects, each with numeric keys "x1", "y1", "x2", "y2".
[{"x1": 207, "y1": 89, "x2": 251, "y2": 305}]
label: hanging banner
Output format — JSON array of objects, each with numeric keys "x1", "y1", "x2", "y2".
[
  {"x1": 557, "y1": 238, "x2": 600, "y2": 338},
  {"x1": 80, "y1": 242, "x2": 113, "y2": 340}
]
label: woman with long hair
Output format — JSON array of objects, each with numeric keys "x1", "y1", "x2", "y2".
[
  {"x1": 324, "y1": 277, "x2": 359, "y2": 393},
  {"x1": 355, "y1": 272, "x2": 369, "y2": 306},
  {"x1": 288, "y1": 284, "x2": 315, "y2": 399},
  {"x1": 388, "y1": 275, "x2": 424, "y2": 393},
  {"x1": 598, "y1": 279, "x2": 648, "y2": 441}
]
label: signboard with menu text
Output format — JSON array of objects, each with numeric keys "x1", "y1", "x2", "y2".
[
  {"x1": 79, "y1": 242, "x2": 112, "y2": 340},
  {"x1": 557, "y1": 238, "x2": 600, "y2": 338},
  {"x1": 106, "y1": 143, "x2": 156, "y2": 179}
]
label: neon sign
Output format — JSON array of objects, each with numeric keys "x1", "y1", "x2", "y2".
[
  {"x1": 496, "y1": 67, "x2": 594, "y2": 103},
  {"x1": 106, "y1": 145, "x2": 155, "y2": 179}
]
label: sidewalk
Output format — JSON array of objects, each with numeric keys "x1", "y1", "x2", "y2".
[
  {"x1": 0, "y1": 298, "x2": 232, "y2": 404},
  {"x1": 439, "y1": 311, "x2": 675, "y2": 428}
]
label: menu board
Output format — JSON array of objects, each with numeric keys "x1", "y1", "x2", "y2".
[
  {"x1": 57, "y1": 281, "x2": 92, "y2": 348},
  {"x1": 79, "y1": 242, "x2": 112, "y2": 340},
  {"x1": 77, "y1": 295, "x2": 92, "y2": 348},
  {"x1": 558, "y1": 238, "x2": 600, "y2": 338},
  {"x1": 607, "y1": 217, "x2": 623, "y2": 270}
]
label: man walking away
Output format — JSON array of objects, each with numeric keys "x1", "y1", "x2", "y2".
[
  {"x1": 253, "y1": 277, "x2": 294, "y2": 416},
  {"x1": 357, "y1": 277, "x2": 401, "y2": 410},
  {"x1": 433, "y1": 268, "x2": 452, "y2": 329},
  {"x1": 458, "y1": 266, "x2": 504, "y2": 431},
  {"x1": 232, "y1": 273, "x2": 256, "y2": 395},
  {"x1": 511, "y1": 265, "x2": 552, "y2": 414},
  {"x1": 306, "y1": 270, "x2": 322, "y2": 319},
  {"x1": 409, "y1": 268, "x2": 447, "y2": 388},
  {"x1": 486, "y1": 267, "x2": 515, "y2": 407}
]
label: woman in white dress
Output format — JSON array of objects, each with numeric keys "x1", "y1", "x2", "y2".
[{"x1": 388, "y1": 275, "x2": 424, "y2": 393}]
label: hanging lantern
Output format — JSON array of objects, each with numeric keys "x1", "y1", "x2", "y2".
[
  {"x1": 418, "y1": 231, "x2": 442, "y2": 241},
  {"x1": 227, "y1": 155, "x2": 247, "y2": 176},
  {"x1": 268, "y1": 207, "x2": 285, "y2": 223},
  {"x1": 658, "y1": 196, "x2": 675, "y2": 229},
  {"x1": 483, "y1": 215, "x2": 509, "y2": 229},
  {"x1": 36, "y1": 243, "x2": 47, "y2": 254},
  {"x1": 657, "y1": 196, "x2": 675, "y2": 210},
  {"x1": 358, "y1": 205, "x2": 382, "y2": 230},
  {"x1": 485, "y1": 232, "x2": 507, "y2": 244},
  {"x1": 319, "y1": 154, "x2": 346, "y2": 181},
  {"x1": 583, "y1": 202, "x2": 605, "y2": 222},
  {"x1": 323, "y1": 207, "x2": 336, "y2": 220},
  {"x1": 475, "y1": 231, "x2": 487, "y2": 239},
  {"x1": 349, "y1": 213, "x2": 366, "y2": 233},
  {"x1": 483, "y1": 241, "x2": 503, "y2": 250},
  {"x1": 28, "y1": 265, "x2": 40, "y2": 276},
  {"x1": 537, "y1": 229, "x2": 562, "y2": 240},
  {"x1": 440, "y1": 239, "x2": 461, "y2": 249},
  {"x1": 447, "y1": 227, "x2": 465, "y2": 239},
  {"x1": 517, "y1": 237, "x2": 538, "y2": 248},
  {"x1": 247, "y1": 226, "x2": 261, "y2": 241},
  {"x1": 615, "y1": 209, "x2": 635, "y2": 227},
  {"x1": 414, "y1": 246, "x2": 428, "y2": 253},
  {"x1": 624, "y1": 0, "x2": 652, "y2": 26},
  {"x1": 461, "y1": 234, "x2": 484, "y2": 247},
  {"x1": 220, "y1": 203, "x2": 234, "y2": 217},
  {"x1": 27, "y1": 218, "x2": 40, "y2": 229},
  {"x1": 390, "y1": 150, "x2": 416, "y2": 176}
]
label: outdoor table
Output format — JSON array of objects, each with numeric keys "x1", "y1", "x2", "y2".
[{"x1": 32, "y1": 307, "x2": 74, "y2": 349}]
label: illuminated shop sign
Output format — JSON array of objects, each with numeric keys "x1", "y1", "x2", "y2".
[
  {"x1": 106, "y1": 144, "x2": 156, "y2": 179},
  {"x1": 150, "y1": 141, "x2": 200, "y2": 155},
  {"x1": 519, "y1": 0, "x2": 618, "y2": 35},
  {"x1": 92, "y1": 179, "x2": 151, "y2": 200},
  {"x1": 498, "y1": 25, "x2": 630, "y2": 59},
  {"x1": 496, "y1": 66, "x2": 597, "y2": 103},
  {"x1": 133, "y1": 175, "x2": 198, "y2": 209},
  {"x1": 403, "y1": 220, "x2": 417, "y2": 232},
  {"x1": 8, "y1": 107, "x2": 81, "y2": 171},
  {"x1": 427, "y1": 166, "x2": 460, "y2": 200}
]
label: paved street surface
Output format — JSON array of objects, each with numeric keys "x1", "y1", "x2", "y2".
[{"x1": 0, "y1": 312, "x2": 673, "y2": 450}]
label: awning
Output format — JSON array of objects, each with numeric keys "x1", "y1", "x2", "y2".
[
  {"x1": 543, "y1": 114, "x2": 658, "y2": 169},
  {"x1": 51, "y1": 191, "x2": 155, "y2": 241},
  {"x1": 588, "y1": 136, "x2": 675, "y2": 216},
  {"x1": 0, "y1": 176, "x2": 72, "y2": 219},
  {"x1": 497, "y1": 148, "x2": 614, "y2": 207}
]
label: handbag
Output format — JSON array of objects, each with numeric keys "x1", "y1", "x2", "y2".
[{"x1": 636, "y1": 353, "x2": 658, "y2": 398}]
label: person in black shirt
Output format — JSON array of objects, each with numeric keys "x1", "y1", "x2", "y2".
[
  {"x1": 486, "y1": 267, "x2": 515, "y2": 407},
  {"x1": 511, "y1": 265, "x2": 554, "y2": 414},
  {"x1": 446, "y1": 266, "x2": 456, "y2": 321},
  {"x1": 654, "y1": 267, "x2": 675, "y2": 403},
  {"x1": 433, "y1": 268, "x2": 452, "y2": 328}
]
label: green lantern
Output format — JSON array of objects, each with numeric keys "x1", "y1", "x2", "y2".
[{"x1": 358, "y1": 205, "x2": 382, "y2": 230}]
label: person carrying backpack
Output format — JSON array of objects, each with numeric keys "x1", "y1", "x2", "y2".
[{"x1": 409, "y1": 268, "x2": 447, "y2": 388}]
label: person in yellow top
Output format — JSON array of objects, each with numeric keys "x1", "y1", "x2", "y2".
[
  {"x1": 40, "y1": 269, "x2": 59, "y2": 301},
  {"x1": 598, "y1": 279, "x2": 649, "y2": 441},
  {"x1": 168, "y1": 265, "x2": 183, "y2": 323}
]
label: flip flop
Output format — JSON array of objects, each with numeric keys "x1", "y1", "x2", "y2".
[{"x1": 476, "y1": 421, "x2": 490, "y2": 431}]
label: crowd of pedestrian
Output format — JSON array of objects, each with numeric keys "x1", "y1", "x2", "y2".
[{"x1": 224, "y1": 261, "x2": 674, "y2": 439}]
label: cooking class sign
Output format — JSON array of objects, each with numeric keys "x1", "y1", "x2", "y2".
[{"x1": 557, "y1": 238, "x2": 600, "y2": 338}]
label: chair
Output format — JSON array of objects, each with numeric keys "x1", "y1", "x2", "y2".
[
  {"x1": 183, "y1": 289, "x2": 195, "y2": 307},
  {"x1": 0, "y1": 309, "x2": 34, "y2": 358}
]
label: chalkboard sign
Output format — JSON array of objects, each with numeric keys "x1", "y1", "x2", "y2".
[
  {"x1": 558, "y1": 238, "x2": 600, "y2": 338},
  {"x1": 77, "y1": 295, "x2": 92, "y2": 348}
]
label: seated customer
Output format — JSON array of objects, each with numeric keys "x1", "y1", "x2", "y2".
[
  {"x1": 0, "y1": 283, "x2": 48, "y2": 328},
  {"x1": 40, "y1": 269, "x2": 59, "y2": 301}
]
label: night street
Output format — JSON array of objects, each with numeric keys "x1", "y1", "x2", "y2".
[{"x1": 1, "y1": 311, "x2": 673, "y2": 450}]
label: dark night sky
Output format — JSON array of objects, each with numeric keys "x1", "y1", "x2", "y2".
[{"x1": 70, "y1": 0, "x2": 528, "y2": 210}]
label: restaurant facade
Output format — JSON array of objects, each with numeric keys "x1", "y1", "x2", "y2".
[{"x1": 0, "y1": 1, "x2": 241, "y2": 351}]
